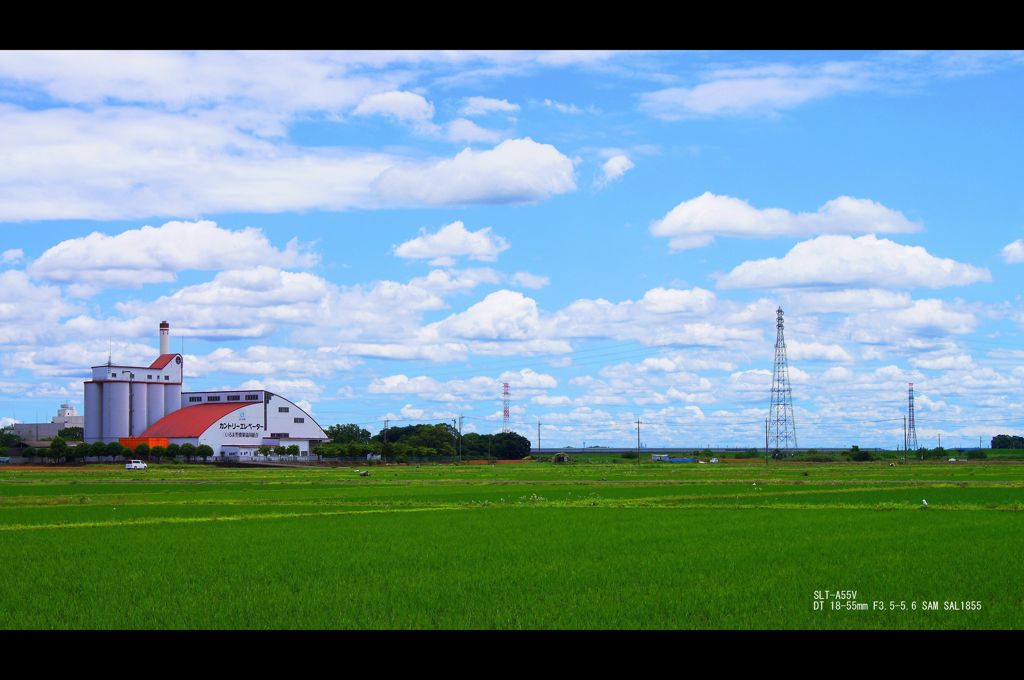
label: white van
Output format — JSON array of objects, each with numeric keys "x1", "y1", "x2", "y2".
[{"x1": 125, "y1": 460, "x2": 148, "y2": 470}]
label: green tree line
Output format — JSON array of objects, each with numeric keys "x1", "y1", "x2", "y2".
[
  {"x1": 992, "y1": 434, "x2": 1024, "y2": 449},
  {"x1": 314, "y1": 422, "x2": 531, "y2": 461}
]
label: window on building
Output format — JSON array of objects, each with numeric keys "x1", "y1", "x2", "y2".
[
  {"x1": 207, "y1": 396, "x2": 221, "y2": 402},
  {"x1": 148, "y1": 375, "x2": 153, "y2": 380},
  {"x1": 245, "y1": 394, "x2": 259, "y2": 401},
  {"x1": 165, "y1": 376, "x2": 170, "y2": 381},
  {"x1": 270, "y1": 432, "x2": 288, "y2": 439},
  {"x1": 278, "y1": 407, "x2": 289, "y2": 413},
  {"x1": 188, "y1": 396, "x2": 202, "y2": 403},
  {"x1": 227, "y1": 395, "x2": 240, "y2": 401},
  {"x1": 294, "y1": 417, "x2": 305, "y2": 424},
  {"x1": 111, "y1": 373, "x2": 116, "y2": 378}
]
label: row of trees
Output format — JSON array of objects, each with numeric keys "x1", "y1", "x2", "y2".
[
  {"x1": 17, "y1": 438, "x2": 217, "y2": 464},
  {"x1": 317, "y1": 422, "x2": 532, "y2": 460},
  {"x1": 58, "y1": 426, "x2": 83, "y2": 440},
  {"x1": 991, "y1": 434, "x2": 1024, "y2": 449}
]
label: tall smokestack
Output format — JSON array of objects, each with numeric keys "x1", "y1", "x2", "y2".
[{"x1": 160, "y1": 321, "x2": 170, "y2": 355}]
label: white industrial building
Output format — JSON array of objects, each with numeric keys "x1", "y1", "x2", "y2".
[
  {"x1": 85, "y1": 322, "x2": 328, "y2": 456},
  {"x1": 138, "y1": 389, "x2": 328, "y2": 455},
  {"x1": 11, "y1": 403, "x2": 85, "y2": 442}
]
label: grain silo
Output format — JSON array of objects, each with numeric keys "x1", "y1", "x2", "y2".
[{"x1": 84, "y1": 321, "x2": 184, "y2": 443}]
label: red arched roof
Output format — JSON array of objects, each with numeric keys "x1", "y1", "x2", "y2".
[{"x1": 140, "y1": 403, "x2": 250, "y2": 438}]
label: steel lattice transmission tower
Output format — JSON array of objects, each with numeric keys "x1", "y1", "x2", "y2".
[
  {"x1": 502, "y1": 382, "x2": 511, "y2": 433},
  {"x1": 907, "y1": 382, "x2": 919, "y2": 452},
  {"x1": 769, "y1": 307, "x2": 797, "y2": 452}
]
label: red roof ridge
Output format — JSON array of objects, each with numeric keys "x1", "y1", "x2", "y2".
[{"x1": 149, "y1": 354, "x2": 180, "y2": 369}]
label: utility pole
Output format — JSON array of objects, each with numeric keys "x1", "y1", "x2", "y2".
[
  {"x1": 764, "y1": 417, "x2": 769, "y2": 466},
  {"x1": 907, "y1": 383, "x2": 919, "y2": 455},
  {"x1": 458, "y1": 415, "x2": 463, "y2": 463},
  {"x1": 636, "y1": 418, "x2": 641, "y2": 466},
  {"x1": 537, "y1": 419, "x2": 541, "y2": 454},
  {"x1": 502, "y1": 382, "x2": 511, "y2": 434},
  {"x1": 903, "y1": 416, "x2": 907, "y2": 464},
  {"x1": 452, "y1": 418, "x2": 458, "y2": 464},
  {"x1": 383, "y1": 418, "x2": 388, "y2": 460}
]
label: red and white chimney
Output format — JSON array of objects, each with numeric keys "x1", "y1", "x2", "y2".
[{"x1": 160, "y1": 321, "x2": 170, "y2": 355}]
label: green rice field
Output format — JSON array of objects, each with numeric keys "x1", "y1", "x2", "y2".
[{"x1": 2, "y1": 460, "x2": 1023, "y2": 629}]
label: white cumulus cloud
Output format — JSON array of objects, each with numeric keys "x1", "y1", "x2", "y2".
[
  {"x1": 393, "y1": 221, "x2": 509, "y2": 266},
  {"x1": 426, "y1": 290, "x2": 540, "y2": 341},
  {"x1": 1001, "y1": 239, "x2": 1024, "y2": 263},
  {"x1": 238, "y1": 378, "x2": 323, "y2": 404},
  {"x1": 541, "y1": 98, "x2": 583, "y2": 114},
  {"x1": 532, "y1": 395, "x2": 572, "y2": 407},
  {"x1": 651, "y1": 192, "x2": 920, "y2": 250},
  {"x1": 718, "y1": 235, "x2": 991, "y2": 290},
  {"x1": 353, "y1": 90, "x2": 435, "y2": 125},
  {"x1": 510, "y1": 272, "x2": 550, "y2": 290},
  {"x1": 786, "y1": 341, "x2": 853, "y2": 362},
  {"x1": 374, "y1": 138, "x2": 576, "y2": 205},
  {"x1": 595, "y1": 154, "x2": 634, "y2": 188},
  {"x1": 1, "y1": 249, "x2": 22, "y2": 264},
  {"x1": 0, "y1": 106, "x2": 575, "y2": 220},
  {"x1": 188, "y1": 345, "x2": 358, "y2": 378},
  {"x1": 784, "y1": 288, "x2": 913, "y2": 314},
  {"x1": 640, "y1": 287, "x2": 716, "y2": 314},
  {"x1": 639, "y1": 62, "x2": 871, "y2": 120},
  {"x1": 910, "y1": 354, "x2": 975, "y2": 370},
  {"x1": 0, "y1": 270, "x2": 79, "y2": 344},
  {"x1": 0, "y1": 51, "x2": 391, "y2": 113},
  {"x1": 498, "y1": 368, "x2": 558, "y2": 389},
  {"x1": 368, "y1": 368, "x2": 555, "y2": 403},
  {"x1": 0, "y1": 104, "x2": 403, "y2": 221},
  {"x1": 445, "y1": 118, "x2": 504, "y2": 143},
  {"x1": 460, "y1": 96, "x2": 519, "y2": 116},
  {"x1": 844, "y1": 299, "x2": 978, "y2": 342},
  {"x1": 28, "y1": 220, "x2": 318, "y2": 297}
]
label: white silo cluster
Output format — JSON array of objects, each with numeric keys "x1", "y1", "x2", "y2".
[{"x1": 84, "y1": 321, "x2": 184, "y2": 443}]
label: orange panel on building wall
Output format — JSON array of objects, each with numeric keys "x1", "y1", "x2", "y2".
[{"x1": 119, "y1": 437, "x2": 169, "y2": 451}]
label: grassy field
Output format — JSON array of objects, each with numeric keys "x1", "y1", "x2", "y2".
[{"x1": 2, "y1": 460, "x2": 1023, "y2": 629}]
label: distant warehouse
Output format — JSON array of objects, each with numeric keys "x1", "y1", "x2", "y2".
[
  {"x1": 11, "y1": 403, "x2": 84, "y2": 442},
  {"x1": 85, "y1": 322, "x2": 328, "y2": 457}
]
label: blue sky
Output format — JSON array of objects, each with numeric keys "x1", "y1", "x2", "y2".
[{"x1": 2, "y1": 50, "x2": 1024, "y2": 448}]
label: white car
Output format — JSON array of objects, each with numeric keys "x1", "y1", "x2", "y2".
[{"x1": 125, "y1": 460, "x2": 148, "y2": 470}]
